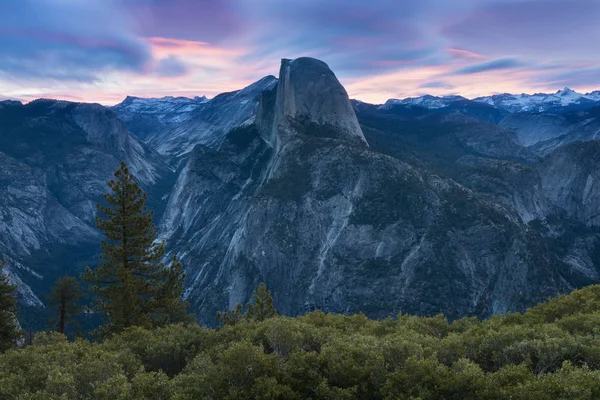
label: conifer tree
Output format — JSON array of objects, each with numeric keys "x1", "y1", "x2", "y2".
[
  {"x1": 46, "y1": 276, "x2": 84, "y2": 334},
  {"x1": 83, "y1": 161, "x2": 188, "y2": 336},
  {"x1": 246, "y1": 283, "x2": 277, "y2": 322},
  {"x1": 216, "y1": 283, "x2": 277, "y2": 327},
  {"x1": 149, "y1": 255, "x2": 190, "y2": 326},
  {"x1": 0, "y1": 259, "x2": 21, "y2": 352},
  {"x1": 217, "y1": 302, "x2": 244, "y2": 326}
]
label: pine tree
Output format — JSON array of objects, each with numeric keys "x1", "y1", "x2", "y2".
[
  {"x1": 246, "y1": 283, "x2": 277, "y2": 322},
  {"x1": 149, "y1": 255, "x2": 190, "y2": 326},
  {"x1": 216, "y1": 283, "x2": 277, "y2": 327},
  {"x1": 46, "y1": 276, "x2": 84, "y2": 335},
  {"x1": 0, "y1": 259, "x2": 22, "y2": 352},
  {"x1": 83, "y1": 161, "x2": 188, "y2": 336},
  {"x1": 217, "y1": 302, "x2": 244, "y2": 326}
]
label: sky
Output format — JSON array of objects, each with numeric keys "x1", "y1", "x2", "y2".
[{"x1": 0, "y1": 0, "x2": 598, "y2": 105}]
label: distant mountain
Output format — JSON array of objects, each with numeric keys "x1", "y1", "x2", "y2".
[
  {"x1": 149, "y1": 76, "x2": 277, "y2": 160},
  {"x1": 474, "y1": 88, "x2": 600, "y2": 113},
  {"x1": 113, "y1": 77, "x2": 277, "y2": 163},
  {"x1": 371, "y1": 98, "x2": 509, "y2": 124},
  {"x1": 356, "y1": 101, "x2": 600, "y2": 292},
  {"x1": 381, "y1": 95, "x2": 468, "y2": 110},
  {"x1": 111, "y1": 95, "x2": 209, "y2": 141},
  {"x1": 500, "y1": 106, "x2": 600, "y2": 153},
  {"x1": 375, "y1": 88, "x2": 600, "y2": 115}
]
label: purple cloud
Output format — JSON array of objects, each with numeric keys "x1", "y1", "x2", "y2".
[
  {"x1": 233, "y1": 0, "x2": 447, "y2": 76},
  {"x1": 1, "y1": 0, "x2": 599, "y2": 102},
  {"x1": 420, "y1": 81, "x2": 455, "y2": 89},
  {"x1": 451, "y1": 58, "x2": 526, "y2": 75},
  {"x1": 0, "y1": 0, "x2": 151, "y2": 82},
  {"x1": 532, "y1": 67, "x2": 600, "y2": 88},
  {"x1": 125, "y1": 0, "x2": 245, "y2": 43},
  {"x1": 155, "y1": 55, "x2": 189, "y2": 77},
  {"x1": 443, "y1": 0, "x2": 600, "y2": 60}
]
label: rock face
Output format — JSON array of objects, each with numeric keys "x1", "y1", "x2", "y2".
[
  {"x1": 500, "y1": 113, "x2": 574, "y2": 147},
  {"x1": 498, "y1": 108, "x2": 600, "y2": 155},
  {"x1": 259, "y1": 58, "x2": 367, "y2": 149},
  {"x1": 161, "y1": 58, "x2": 587, "y2": 324},
  {"x1": 538, "y1": 141, "x2": 600, "y2": 226},
  {"x1": 147, "y1": 76, "x2": 277, "y2": 161}
]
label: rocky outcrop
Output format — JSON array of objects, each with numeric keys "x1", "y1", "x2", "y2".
[
  {"x1": 500, "y1": 113, "x2": 576, "y2": 147},
  {"x1": 499, "y1": 108, "x2": 600, "y2": 154},
  {"x1": 259, "y1": 58, "x2": 367, "y2": 149},
  {"x1": 538, "y1": 141, "x2": 600, "y2": 226}
]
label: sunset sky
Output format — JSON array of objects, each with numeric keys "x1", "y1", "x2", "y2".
[{"x1": 0, "y1": 0, "x2": 598, "y2": 105}]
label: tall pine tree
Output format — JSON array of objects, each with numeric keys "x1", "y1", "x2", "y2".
[
  {"x1": 46, "y1": 276, "x2": 84, "y2": 335},
  {"x1": 0, "y1": 259, "x2": 22, "y2": 352},
  {"x1": 83, "y1": 161, "x2": 188, "y2": 336},
  {"x1": 246, "y1": 283, "x2": 277, "y2": 322}
]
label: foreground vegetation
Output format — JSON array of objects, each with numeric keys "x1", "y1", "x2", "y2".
[{"x1": 1, "y1": 285, "x2": 600, "y2": 399}]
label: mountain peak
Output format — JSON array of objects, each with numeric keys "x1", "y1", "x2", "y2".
[
  {"x1": 556, "y1": 87, "x2": 577, "y2": 96},
  {"x1": 0, "y1": 100, "x2": 23, "y2": 107},
  {"x1": 258, "y1": 57, "x2": 367, "y2": 148},
  {"x1": 238, "y1": 75, "x2": 277, "y2": 96},
  {"x1": 122, "y1": 95, "x2": 139, "y2": 104}
]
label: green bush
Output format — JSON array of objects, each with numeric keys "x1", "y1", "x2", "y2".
[{"x1": 3, "y1": 285, "x2": 600, "y2": 399}]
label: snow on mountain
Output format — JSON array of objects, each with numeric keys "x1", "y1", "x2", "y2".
[
  {"x1": 112, "y1": 77, "x2": 278, "y2": 162},
  {"x1": 586, "y1": 91, "x2": 600, "y2": 101},
  {"x1": 380, "y1": 95, "x2": 468, "y2": 110},
  {"x1": 148, "y1": 75, "x2": 278, "y2": 160},
  {"x1": 377, "y1": 88, "x2": 600, "y2": 114},
  {"x1": 114, "y1": 95, "x2": 208, "y2": 116},
  {"x1": 473, "y1": 88, "x2": 600, "y2": 113},
  {"x1": 112, "y1": 96, "x2": 209, "y2": 123},
  {"x1": 111, "y1": 95, "x2": 210, "y2": 141}
]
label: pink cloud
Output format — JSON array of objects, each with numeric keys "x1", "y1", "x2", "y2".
[
  {"x1": 447, "y1": 48, "x2": 486, "y2": 60},
  {"x1": 148, "y1": 37, "x2": 244, "y2": 59}
]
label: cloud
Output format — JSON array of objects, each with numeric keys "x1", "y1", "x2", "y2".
[
  {"x1": 125, "y1": 0, "x2": 245, "y2": 43},
  {"x1": 531, "y1": 66, "x2": 600, "y2": 88},
  {"x1": 232, "y1": 0, "x2": 448, "y2": 76},
  {"x1": 451, "y1": 58, "x2": 525, "y2": 75},
  {"x1": 446, "y1": 48, "x2": 486, "y2": 60},
  {"x1": 155, "y1": 55, "x2": 188, "y2": 77},
  {"x1": 442, "y1": 0, "x2": 600, "y2": 60},
  {"x1": 419, "y1": 81, "x2": 455, "y2": 89},
  {"x1": 0, "y1": 0, "x2": 151, "y2": 82},
  {"x1": 1, "y1": 0, "x2": 599, "y2": 104}
]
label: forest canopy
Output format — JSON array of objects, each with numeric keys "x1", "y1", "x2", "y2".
[{"x1": 2, "y1": 285, "x2": 600, "y2": 399}]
